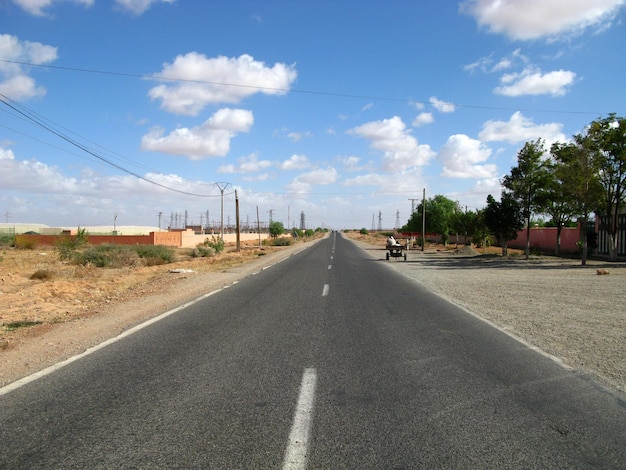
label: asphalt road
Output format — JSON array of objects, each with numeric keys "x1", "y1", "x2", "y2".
[{"x1": 1, "y1": 232, "x2": 625, "y2": 469}]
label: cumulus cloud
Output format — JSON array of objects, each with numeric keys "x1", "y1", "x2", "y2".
[
  {"x1": 149, "y1": 53, "x2": 297, "y2": 116},
  {"x1": 12, "y1": 0, "x2": 93, "y2": 16},
  {"x1": 349, "y1": 116, "x2": 435, "y2": 172},
  {"x1": 217, "y1": 153, "x2": 272, "y2": 174},
  {"x1": 495, "y1": 67, "x2": 576, "y2": 96},
  {"x1": 141, "y1": 108, "x2": 253, "y2": 159},
  {"x1": 286, "y1": 167, "x2": 338, "y2": 195},
  {"x1": 464, "y1": 49, "x2": 528, "y2": 74},
  {"x1": 438, "y1": 134, "x2": 497, "y2": 179},
  {"x1": 343, "y1": 168, "x2": 425, "y2": 195},
  {"x1": 460, "y1": 0, "x2": 625, "y2": 40},
  {"x1": 429, "y1": 96, "x2": 456, "y2": 113},
  {"x1": 413, "y1": 112, "x2": 434, "y2": 127},
  {"x1": 114, "y1": 0, "x2": 175, "y2": 15},
  {"x1": 278, "y1": 154, "x2": 311, "y2": 171},
  {"x1": 479, "y1": 111, "x2": 565, "y2": 145},
  {"x1": 0, "y1": 34, "x2": 57, "y2": 100}
]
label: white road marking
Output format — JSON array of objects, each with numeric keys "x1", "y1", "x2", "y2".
[
  {"x1": 283, "y1": 368, "x2": 317, "y2": 470},
  {"x1": 328, "y1": 265, "x2": 332, "y2": 270},
  {"x1": 322, "y1": 284, "x2": 329, "y2": 296}
]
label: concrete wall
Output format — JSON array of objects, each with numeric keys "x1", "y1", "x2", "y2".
[{"x1": 508, "y1": 227, "x2": 580, "y2": 253}]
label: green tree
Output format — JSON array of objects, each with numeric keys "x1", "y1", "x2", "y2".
[
  {"x1": 551, "y1": 137, "x2": 604, "y2": 264},
  {"x1": 502, "y1": 139, "x2": 553, "y2": 259},
  {"x1": 484, "y1": 193, "x2": 524, "y2": 256},
  {"x1": 586, "y1": 114, "x2": 626, "y2": 261},
  {"x1": 404, "y1": 195, "x2": 458, "y2": 245},
  {"x1": 269, "y1": 221, "x2": 285, "y2": 239}
]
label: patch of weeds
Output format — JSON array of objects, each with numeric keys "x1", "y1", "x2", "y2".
[
  {"x1": 202, "y1": 235, "x2": 225, "y2": 254},
  {"x1": 4, "y1": 320, "x2": 43, "y2": 332},
  {"x1": 191, "y1": 246, "x2": 216, "y2": 258},
  {"x1": 134, "y1": 245, "x2": 176, "y2": 264},
  {"x1": 14, "y1": 235, "x2": 38, "y2": 250},
  {"x1": 271, "y1": 237, "x2": 293, "y2": 246},
  {"x1": 29, "y1": 269, "x2": 55, "y2": 281}
]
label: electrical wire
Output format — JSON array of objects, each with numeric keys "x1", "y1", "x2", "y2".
[
  {"x1": 0, "y1": 93, "x2": 232, "y2": 198},
  {"x1": 0, "y1": 59, "x2": 610, "y2": 116}
]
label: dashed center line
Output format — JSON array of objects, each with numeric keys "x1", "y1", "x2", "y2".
[
  {"x1": 322, "y1": 284, "x2": 330, "y2": 296},
  {"x1": 283, "y1": 368, "x2": 317, "y2": 470}
]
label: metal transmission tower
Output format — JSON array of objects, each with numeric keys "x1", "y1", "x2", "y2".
[
  {"x1": 395, "y1": 210, "x2": 400, "y2": 230},
  {"x1": 408, "y1": 198, "x2": 420, "y2": 214},
  {"x1": 300, "y1": 211, "x2": 305, "y2": 230},
  {"x1": 377, "y1": 211, "x2": 383, "y2": 231},
  {"x1": 371, "y1": 212, "x2": 376, "y2": 231},
  {"x1": 214, "y1": 182, "x2": 231, "y2": 240}
]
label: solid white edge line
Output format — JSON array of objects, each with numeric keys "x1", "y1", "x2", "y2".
[
  {"x1": 0, "y1": 288, "x2": 225, "y2": 396},
  {"x1": 283, "y1": 368, "x2": 317, "y2": 470}
]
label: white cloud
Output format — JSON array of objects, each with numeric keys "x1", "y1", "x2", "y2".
[
  {"x1": 438, "y1": 134, "x2": 497, "y2": 179},
  {"x1": 12, "y1": 0, "x2": 93, "y2": 16},
  {"x1": 0, "y1": 34, "x2": 57, "y2": 100},
  {"x1": 349, "y1": 116, "x2": 435, "y2": 172},
  {"x1": 460, "y1": 0, "x2": 625, "y2": 40},
  {"x1": 343, "y1": 168, "x2": 425, "y2": 195},
  {"x1": 338, "y1": 155, "x2": 362, "y2": 171},
  {"x1": 479, "y1": 111, "x2": 565, "y2": 145},
  {"x1": 429, "y1": 96, "x2": 455, "y2": 113},
  {"x1": 287, "y1": 131, "x2": 312, "y2": 142},
  {"x1": 114, "y1": 0, "x2": 175, "y2": 15},
  {"x1": 495, "y1": 67, "x2": 576, "y2": 96},
  {"x1": 286, "y1": 168, "x2": 338, "y2": 195},
  {"x1": 412, "y1": 112, "x2": 434, "y2": 127},
  {"x1": 141, "y1": 108, "x2": 253, "y2": 159},
  {"x1": 149, "y1": 53, "x2": 297, "y2": 116},
  {"x1": 279, "y1": 154, "x2": 311, "y2": 171},
  {"x1": 217, "y1": 153, "x2": 272, "y2": 174},
  {"x1": 464, "y1": 49, "x2": 528, "y2": 74}
]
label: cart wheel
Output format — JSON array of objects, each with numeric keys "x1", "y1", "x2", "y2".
[{"x1": 386, "y1": 252, "x2": 390, "y2": 260}]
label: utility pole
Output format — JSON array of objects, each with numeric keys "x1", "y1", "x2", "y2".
[
  {"x1": 422, "y1": 188, "x2": 426, "y2": 252},
  {"x1": 158, "y1": 212, "x2": 162, "y2": 231},
  {"x1": 408, "y1": 198, "x2": 420, "y2": 214},
  {"x1": 395, "y1": 210, "x2": 400, "y2": 230},
  {"x1": 377, "y1": 211, "x2": 382, "y2": 231},
  {"x1": 235, "y1": 190, "x2": 240, "y2": 252}
]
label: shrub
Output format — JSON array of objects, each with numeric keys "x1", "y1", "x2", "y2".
[
  {"x1": 191, "y1": 246, "x2": 215, "y2": 258},
  {"x1": 271, "y1": 237, "x2": 293, "y2": 246},
  {"x1": 359, "y1": 228, "x2": 369, "y2": 235},
  {"x1": 14, "y1": 235, "x2": 38, "y2": 250},
  {"x1": 56, "y1": 228, "x2": 88, "y2": 262},
  {"x1": 202, "y1": 236, "x2": 224, "y2": 253},
  {"x1": 134, "y1": 245, "x2": 176, "y2": 264}
]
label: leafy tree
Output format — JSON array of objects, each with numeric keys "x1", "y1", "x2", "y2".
[
  {"x1": 465, "y1": 209, "x2": 490, "y2": 248},
  {"x1": 484, "y1": 193, "x2": 524, "y2": 256},
  {"x1": 502, "y1": 139, "x2": 553, "y2": 259},
  {"x1": 269, "y1": 221, "x2": 285, "y2": 239},
  {"x1": 586, "y1": 114, "x2": 626, "y2": 261},
  {"x1": 551, "y1": 137, "x2": 604, "y2": 264},
  {"x1": 404, "y1": 194, "x2": 458, "y2": 245}
]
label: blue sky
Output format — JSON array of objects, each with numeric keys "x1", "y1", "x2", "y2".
[{"x1": 1, "y1": 0, "x2": 625, "y2": 231}]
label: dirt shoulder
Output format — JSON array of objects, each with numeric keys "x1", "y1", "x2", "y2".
[{"x1": 1, "y1": 240, "x2": 313, "y2": 388}]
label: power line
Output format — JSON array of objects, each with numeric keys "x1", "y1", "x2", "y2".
[
  {"x1": 0, "y1": 59, "x2": 611, "y2": 116},
  {"x1": 0, "y1": 92, "x2": 232, "y2": 198}
]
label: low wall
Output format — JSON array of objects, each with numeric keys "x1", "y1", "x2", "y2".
[{"x1": 508, "y1": 227, "x2": 580, "y2": 253}]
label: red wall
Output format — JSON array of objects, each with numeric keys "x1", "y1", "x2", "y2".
[{"x1": 508, "y1": 227, "x2": 580, "y2": 253}]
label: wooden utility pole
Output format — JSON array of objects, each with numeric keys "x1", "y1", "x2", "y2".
[
  {"x1": 421, "y1": 188, "x2": 426, "y2": 251},
  {"x1": 235, "y1": 190, "x2": 240, "y2": 252}
]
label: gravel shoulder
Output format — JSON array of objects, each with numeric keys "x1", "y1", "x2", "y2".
[{"x1": 354, "y1": 239, "x2": 626, "y2": 395}]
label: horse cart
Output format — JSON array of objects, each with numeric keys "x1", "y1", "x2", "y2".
[{"x1": 386, "y1": 241, "x2": 407, "y2": 261}]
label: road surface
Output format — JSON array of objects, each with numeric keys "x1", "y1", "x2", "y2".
[{"x1": 1, "y1": 232, "x2": 625, "y2": 468}]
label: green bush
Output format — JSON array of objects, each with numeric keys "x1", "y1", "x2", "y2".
[
  {"x1": 134, "y1": 245, "x2": 176, "y2": 264},
  {"x1": 271, "y1": 237, "x2": 293, "y2": 246},
  {"x1": 3, "y1": 320, "x2": 43, "y2": 332},
  {"x1": 56, "y1": 228, "x2": 88, "y2": 262},
  {"x1": 191, "y1": 246, "x2": 216, "y2": 258},
  {"x1": 359, "y1": 228, "x2": 369, "y2": 235},
  {"x1": 202, "y1": 235, "x2": 225, "y2": 253}
]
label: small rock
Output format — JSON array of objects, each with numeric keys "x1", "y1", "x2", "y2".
[{"x1": 597, "y1": 269, "x2": 610, "y2": 275}]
